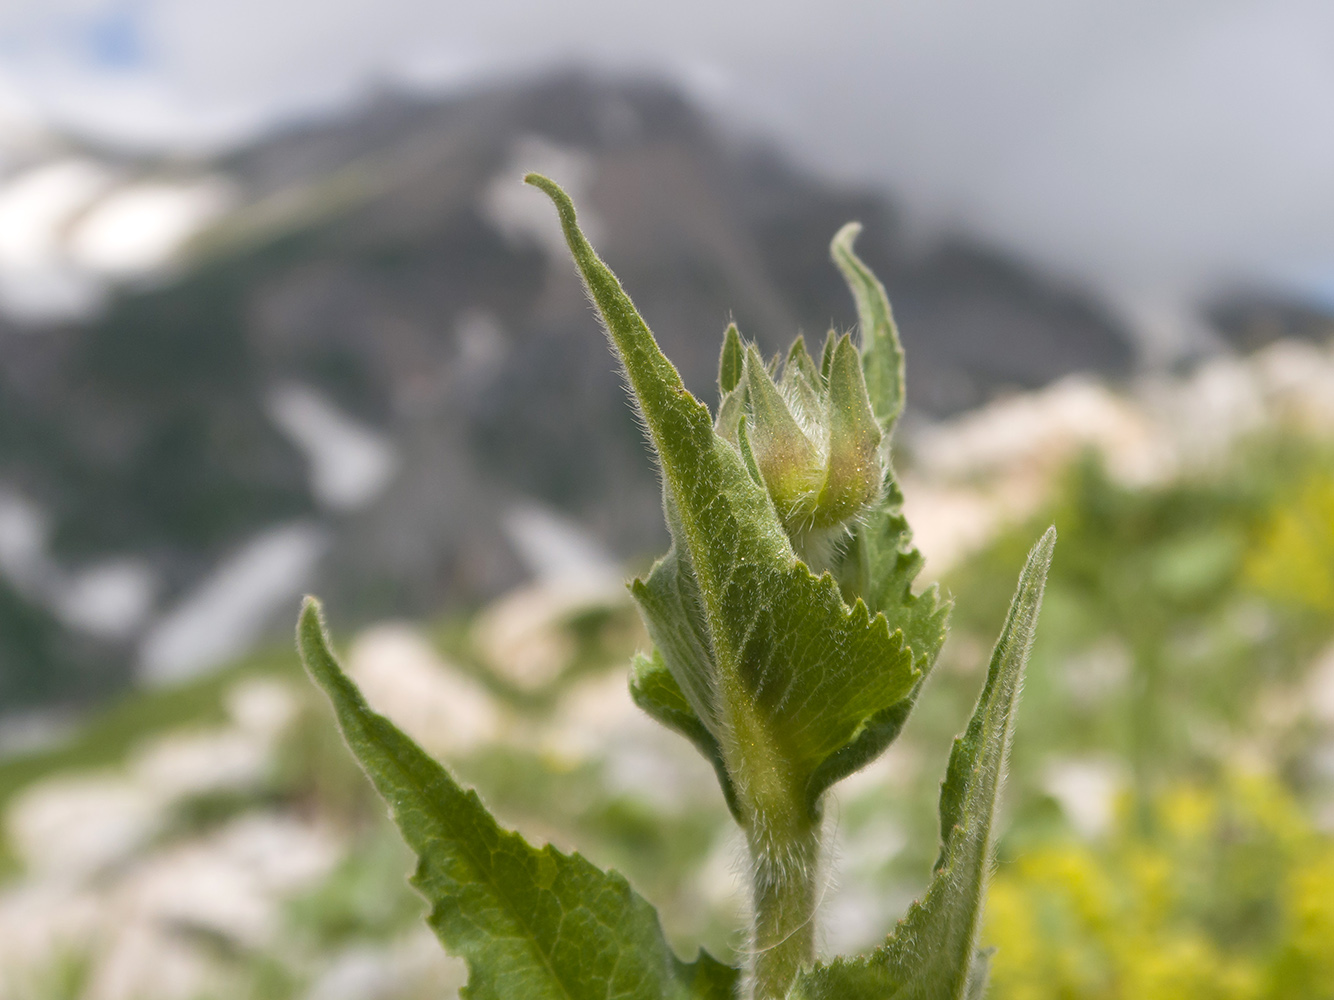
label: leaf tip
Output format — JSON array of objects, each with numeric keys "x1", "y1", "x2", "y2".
[
  {"x1": 1031, "y1": 524, "x2": 1058, "y2": 570},
  {"x1": 831, "y1": 221, "x2": 863, "y2": 259},
  {"x1": 523, "y1": 172, "x2": 578, "y2": 229},
  {"x1": 297, "y1": 595, "x2": 324, "y2": 646},
  {"x1": 719, "y1": 321, "x2": 744, "y2": 394},
  {"x1": 296, "y1": 596, "x2": 348, "y2": 703}
]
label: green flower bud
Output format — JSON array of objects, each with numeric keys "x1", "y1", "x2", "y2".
[{"x1": 715, "y1": 327, "x2": 883, "y2": 565}]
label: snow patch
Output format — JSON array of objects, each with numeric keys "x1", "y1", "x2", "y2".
[
  {"x1": 56, "y1": 558, "x2": 157, "y2": 639},
  {"x1": 346, "y1": 623, "x2": 502, "y2": 756},
  {"x1": 0, "y1": 488, "x2": 157, "y2": 638},
  {"x1": 138, "y1": 521, "x2": 327, "y2": 685},
  {"x1": 502, "y1": 502, "x2": 620, "y2": 589},
  {"x1": 481, "y1": 135, "x2": 602, "y2": 257},
  {"x1": 267, "y1": 383, "x2": 399, "y2": 512},
  {"x1": 0, "y1": 159, "x2": 114, "y2": 320},
  {"x1": 69, "y1": 177, "x2": 234, "y2": 276}
]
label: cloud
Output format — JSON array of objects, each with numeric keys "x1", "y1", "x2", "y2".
[{"x1": 1, "y1": 0, "x2": 1332, "y2": 296}]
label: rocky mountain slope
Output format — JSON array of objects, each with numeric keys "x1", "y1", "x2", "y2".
[{"x1": 0, "y1": 73, "x2": 1145, "y2": 715}]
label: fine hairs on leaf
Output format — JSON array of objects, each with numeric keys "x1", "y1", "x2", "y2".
[{"x1": 297, "y1": 174, "x2": 1054, "y2": 1000}]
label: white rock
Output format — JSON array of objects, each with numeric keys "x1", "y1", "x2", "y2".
[
  {"x1": 139, "y1": 520, "x2": 328, "y2": 685},
  {"x1": 266, "y1": 383, "x2": 399, "y2": 512},
  {"x1": 84, "y1": 918, "x2": 220, "y2": 1000},
  {"x1": 130, "y1": 727, "x2": 270, "y2": 802},
  {"x1": 0, "y1": 881, "x2": 101, "y2": 980},
  {"x1": 227, "y1": 677, "x2": 300, "y2": 739},
  {"x1": 106, "y1": 814, "x2": 340, "y2": 950},
  {"x1": 6, "y1": 774, "x2": 160, "y2": 879},
  {"x1": 306, "y1": 929, "x2": 466, "y2": 1000},
  {"x1": 348, "y1": 623, "x2": 502, "y2": 756},
  {"x1": 471, "y1": 579, "x2": 628, "y2": 691}
]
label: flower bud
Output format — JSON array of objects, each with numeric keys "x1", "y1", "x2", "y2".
[{"x1": 715, "y1": 328, "x2": 883, "y2": 563}]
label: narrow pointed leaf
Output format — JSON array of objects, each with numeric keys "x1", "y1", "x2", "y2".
[
  {"x1": 744, "y1": 342, "x2": 820, "y2": 510},
  {"x1": 832, "y1": 223, "x2": 905, "y2": 433},
  {"x1": 525, "y1": 173, "x2": 792, "y2": 594},
  {"x1": 734, "y1": 413, "x2": 766, "y2": 490},
  {"x1": 781, "y1": 336, "x2": 825, "y2": 429},
  {"x1": 718, "y1": 322, "x2": 744, "y2": 394},
  {"x1": 820, "y1": 329, "x2": 837, "y2": 386},
  {"x1": 795, "y1": 528, "x2": 1056, "y2": 1000},
  {"x1": 784, "y1": 335, "x2": 824, "y2": 393},
  {"x1": 815, "y1": 333, "x2": 882, "y2": 526},
  {"x1": 298, "y1": 599, "x2": 739, "y2": 1000},
  {"x1": 715, "y1": 384, "x2": 745, "y2": 441}
]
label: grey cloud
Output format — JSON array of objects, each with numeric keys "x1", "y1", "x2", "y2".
[{"x1": 3, "y1": 0, "x2": 1333, "y2": 296}]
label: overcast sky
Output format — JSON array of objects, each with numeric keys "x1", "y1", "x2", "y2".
[{"x1": 2, "y1": 0, "x2": 1333, "y2": 302}]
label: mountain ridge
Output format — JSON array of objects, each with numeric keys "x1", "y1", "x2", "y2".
[{"x1": 0, "y1": 72, "x2": 1136, "y2": 714}]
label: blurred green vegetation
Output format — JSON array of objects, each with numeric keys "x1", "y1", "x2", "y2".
[
  {"x1": 940, "y1": 433, "x2": 1334, "y2": 998},
  {"x1": 945, "y1": 435, "x2": 1334, "y2": 833},
  {"x1": 1, "y1": 430, "x2": 1331, "y2": 997},
  {"x1": 984, "y1": 772, "x2": 1334, "y2": 1000}
]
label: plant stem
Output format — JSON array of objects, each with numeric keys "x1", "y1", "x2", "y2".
[
  {"x1": 747, "y1": 816, "x2": 822, "y2": 1000},
  {"x1": 723, "y1": 688, "x2": 823, "y2": 999}
]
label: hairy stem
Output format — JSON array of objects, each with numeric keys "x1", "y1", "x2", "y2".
[
  {"x1": 724, "y1": 686, "x2": 823, "y2": 999},
  {"x1": 747, "y1": 817, "x2": 822, "y2": 1000}
]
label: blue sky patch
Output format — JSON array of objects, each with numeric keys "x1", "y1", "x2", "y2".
[{"x1": 81, "y1": 0, "x2": 149, "y2": 71}]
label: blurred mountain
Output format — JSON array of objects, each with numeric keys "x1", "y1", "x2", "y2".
[
  {"x1": 0, "y1": 73, "x2": 1137, "y2": 716},
  {"x1": 1205, "y1": 291, "x2": 1334, "y2": 354}
]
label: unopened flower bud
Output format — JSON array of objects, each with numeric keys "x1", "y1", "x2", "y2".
[{"x1": 715, "y1": 327, "x2": 883, "y2": 564}]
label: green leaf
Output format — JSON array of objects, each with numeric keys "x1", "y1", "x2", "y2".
[
  {"x1": 794, "y1": 527, "x2": 1056, "y2": 1000},
  {"x1": 297, "y1": 598, "x2": 739, "y2": 1000},
  {"x1": 744, "y1": 342, "x2": 821, "y2": 516},
  {"x1": 831, "y1": 223, "x2": 904, "y2": 434},
  {"x1": 963, "y1": 950, "x2": 993, "y2": 1000},
  {"x1": 718, "y1": 322, "x2": 744, "y2": 394},
  {"x1": 836, "y1": 479, "x2": 950, "y2": 667},
  {"x1": 819, "y1": 329, "x2": 836, "y2": 385},
  {"x1": 813, "y1": 479, "x2": 951, "y2": 810},
  {"x1": 527, "y1": 173, "x2": 920, "y2": 822},
  {"x1": 629, "y1": 650, "x2": 741, "y2": 822},
  {"x1": 781, "y1": 335, "x2": 826, "y2": 430},
  {"x1": 815, "y1": 333, "x2": 882, "y2": 526}
]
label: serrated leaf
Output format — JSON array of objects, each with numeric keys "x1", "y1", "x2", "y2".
[
  {"x1": 836, "y1": 479, "x2": 950, "y2": 662},
  {"x1": 526, "y1": 174, "x2": 919, "y2": 822},
  {"x1": 630, "y1": 537, "x2": 718, "y2": 730},
  {"x1": 832, "y1": 223, "x2": 904, "y2": 434},
  {"x1": 794, "y1": 528, "x2": 1055, "y2": 1000},
  {"x1": 812, "y1": 482, "x2": 951, "y2": 809},
  {"x1": 298, "y1": 599, "x2": 739, "y2": 1000}
]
